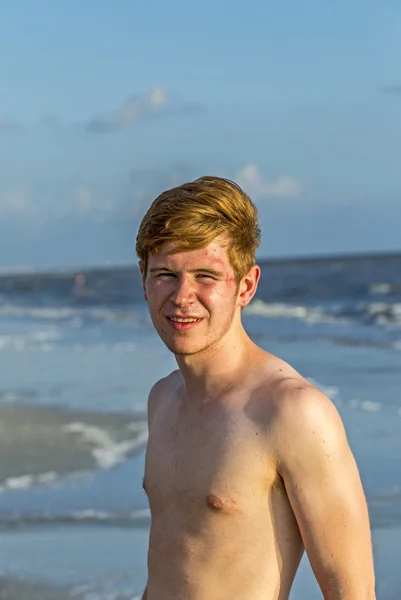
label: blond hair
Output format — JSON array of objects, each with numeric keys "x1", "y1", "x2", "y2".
[{"x1": 136, "y1": 176, "x2": 261, "y2": 282}]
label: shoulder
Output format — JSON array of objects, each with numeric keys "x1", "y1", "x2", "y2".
[
  {"x1": 255, "y1": 352, "x2": 341, "y2": 432},
  {"x1": 272, "y1": 376, "x2": 341, "y2": 425},
  {"x1": 269, "y1": 377, "x2": 349, "y2": 473},
  {"x1": 147, "y1": 369, "x2": 182, "y2": 424}
]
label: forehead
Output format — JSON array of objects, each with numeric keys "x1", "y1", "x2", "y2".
[{"x1": 148, "y1": 239, "x2": 232, "y2": 271}]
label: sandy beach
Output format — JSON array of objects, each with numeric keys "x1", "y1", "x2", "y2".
[
  {"x1": 0, "y1": 404, "x2": 147, "y2": 490},
  {"x1": 0, "y1": 578, "x2": 84, "y2": 600}
]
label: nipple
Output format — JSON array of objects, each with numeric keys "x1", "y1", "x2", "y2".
[{"x1": 206, "y1": 494, "x2": 240, "y2": 515}]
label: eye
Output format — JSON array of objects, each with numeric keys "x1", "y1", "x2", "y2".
[
  {"x1": 197, "y1": 274, "x2": 214, "y2": 280},
  {"x1": 156, "y1": 272, "x2": 175, "y2": 278}
]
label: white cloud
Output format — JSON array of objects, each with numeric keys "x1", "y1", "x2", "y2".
[
  {"x1": 236, "y1": 164, "x2": 302, "y2": 200},
  {"x1": 73, "y1": 186, "x2": 116, "y2": 222},
  {"x1": 0, "y1": 183, "x2": 116, "y2": 227},
  {"x1": 86, "y1": 87, "x2": 169, "y2": 133},
  {"x1": 0, "y1": 163, "x2": 300, "y2": 231},
  {"x1": 129, "y1": 162, "x2": 196, "y2": 217}
]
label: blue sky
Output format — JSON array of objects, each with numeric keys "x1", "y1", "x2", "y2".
[{"x1": 1, "y1": 0, "x2": 400, "y2": 268}]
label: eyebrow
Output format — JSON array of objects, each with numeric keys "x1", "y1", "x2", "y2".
[{"x1": 149, "y1": 267, "x2": 224, "y2": 277}]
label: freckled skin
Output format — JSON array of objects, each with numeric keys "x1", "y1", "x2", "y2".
[{"x1": 142, "y1": 242, "x2": 240, "y2": 358}]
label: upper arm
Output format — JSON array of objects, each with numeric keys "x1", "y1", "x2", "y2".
[{"x1": 275, "y1": 386, "x2": 375, "y2": 598}]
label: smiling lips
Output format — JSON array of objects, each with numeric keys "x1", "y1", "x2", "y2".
[
  {"x1": 168, "y1": 316, "x2": 201, "y2": 323},
  {"x1": 166, "y1": 315, "x2": 204, "y2": 330}
]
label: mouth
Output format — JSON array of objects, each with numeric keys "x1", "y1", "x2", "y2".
[
  {"x1": 167, "y1": 316, "x2": 201, "y2": 323},
  {"x1": 166, "y1": 316, "x2": 203, "y2": 331}
]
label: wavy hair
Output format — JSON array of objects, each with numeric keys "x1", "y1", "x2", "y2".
[{"x1": 136, "y1": 176, "x2": 261, "y2": 282}]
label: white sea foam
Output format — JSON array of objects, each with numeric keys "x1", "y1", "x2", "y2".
[
  {"x1": 245, "y1": 299, "x2": 346, "y2": 326},
  {"x1": 245, "y1": 298, "x2": 401, "y2": 328},
  {"x1": 0, "y1": 328, "x2": 62, "y2": 351},
  {"x1": 0, "y1": 468, "x2": 102, "y2": 495},
  {"x1": 4, "y1": 475, "x2": 34, "y2": 489},
  {"x1": 130, "y1": 508, "x2": 151, "y2": 519},
  {"x1": 370, "y1": 283, "x2": 392, "y2": 295},
  {"x1": 31, "y1": 330, "x2": 61, "y2": 342},
  {"x1": 0, "y1": 303, "x2": 141, "y2": 329},
  {"x1": 0, "y1": 420, "x2": 147, "y2": 495},
  {"x1": 245, "y1": 300, "x2": 309, "y2": 319},
  {"x1": 366, "y1": 302, "x2": 401, "y2": 325},
  {"x1": 127, "y1": 421, "x2": 148, "y2": 432},
  {"x1": 37, "y1": 471, "x2": 58, "y2": 483},
  {"x1": 0, "y1": 304, "x2": 78, "y2": 320},
  {"x1": 0, "y1": 471, "x2": 59, "y2": 494},
  {"x1": 304, "y1": 380, "x2": 389, "y2": 416},
  {"x1": 63, "y1": 422, "x2": 148, "y2": 470},
  {"x1": 72, "y1": 509, "x2": 111, "y2": 520}
]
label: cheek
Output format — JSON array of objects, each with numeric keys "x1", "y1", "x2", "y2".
[
  {"x1": 145, "y1": 280, "x2": 166, "y2": 301},
  {"x1": 204, "y1": 283, "x2": 237, "y2": 305}
]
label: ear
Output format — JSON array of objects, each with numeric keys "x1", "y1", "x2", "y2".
[
  {"x1": 237, "y1": 265, "x2": 260, "y2": 308},
  {"x1": 138, "y1": 261, "x2": 147, "y2": 302}
]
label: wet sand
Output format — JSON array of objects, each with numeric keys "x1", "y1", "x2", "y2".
[
  {"x1": 0, "y1": 404, "x2": 147, "y2": 486},
  {"x1": 0, "y1": 525, "x2": 148, "y2": 600},
  {"x1": 0, "y1": 577, "x2": 83, "y2": 600}
]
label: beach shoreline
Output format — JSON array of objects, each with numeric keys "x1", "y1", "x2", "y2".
[
  {"x1": 2, "y1": 525, "x2": 401, "y2": 599},
  {"x1": 0, "y1": 577, "x2": 84, "y2": 600},
  {"x1": 0, "y1": 404, "x2": 147, "y2": 492}
]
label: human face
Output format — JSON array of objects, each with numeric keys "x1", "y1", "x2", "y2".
[{"x1": 141, "y1": 240, "x2": 241, "y2": 357}]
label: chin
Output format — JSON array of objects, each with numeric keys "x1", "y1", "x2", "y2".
[
  {"x1": 164, "y1": 343, "x2": 200, "y2": 356},
  {"x1": 164, "y1": 337, "x2": 218, "y2": 357}
]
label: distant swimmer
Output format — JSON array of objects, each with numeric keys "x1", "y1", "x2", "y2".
[
  {"x1": 73, "y1": 273, "x2": 92, "y2": 298},
  {"x1": 74, "y1": 274, "x2": 86, "y2": 288},
  {"x1": 135, "y1": 176, "x2": 376, "y2": 600}
]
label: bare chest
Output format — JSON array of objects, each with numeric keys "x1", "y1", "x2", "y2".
[{"x1": 144, "y1": 400, "x2": 279, "y2": 518}]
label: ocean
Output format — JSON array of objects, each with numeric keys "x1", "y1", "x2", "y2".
[{"x1": 0, "y1": 252, "x2": 400, "y2": 599}]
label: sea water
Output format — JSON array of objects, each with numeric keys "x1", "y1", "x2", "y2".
[{"x1": 0, "y1": 253, "x2": 400, "y2": 598}]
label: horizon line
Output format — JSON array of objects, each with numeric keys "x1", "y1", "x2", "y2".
[{"x1": 1, "y1": 247, "x2": 401, "y2": 278}]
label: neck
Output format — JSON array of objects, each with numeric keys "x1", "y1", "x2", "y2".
[{"x1": 175, "y1": 325, "x2": 258, "y2": 401}]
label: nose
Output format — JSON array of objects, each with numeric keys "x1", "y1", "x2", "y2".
[{"x1": 170, "y1": 275, "x2": 195, "y2": 307}]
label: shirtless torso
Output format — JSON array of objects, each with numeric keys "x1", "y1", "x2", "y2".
[
  {"x1": 143, "y1": 354, "x2": 307, "y2": 600},
  {"x1": 139, "y1": 238, "x2": 375, "y2": 600}
]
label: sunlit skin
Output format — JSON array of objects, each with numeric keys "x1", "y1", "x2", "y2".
[
  {"x1": 139, "y1": 237, "x2": 376, "y2": 600},
  {"x1": 140, "y1": 237, "x2": 261, "y2": 398}
]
